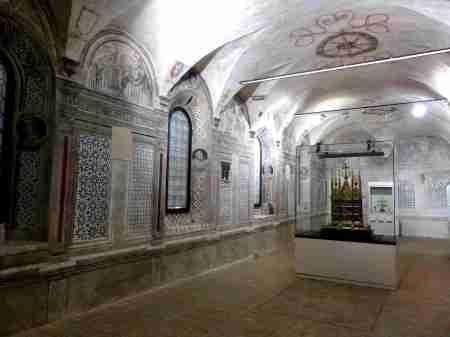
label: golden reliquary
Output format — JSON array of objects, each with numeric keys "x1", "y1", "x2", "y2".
[{"x1": 329, "y1": 163, "x2": 366, "y2": 230}]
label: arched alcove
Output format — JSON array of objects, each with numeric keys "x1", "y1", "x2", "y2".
[
  {"x1": 165, "y1": 72, "x2": 215, "y2": 236},
  {"x1": 80, "y1": 31, "x2": 159, "y2": 108},
  {"x1": 0, "y1": 15, "x2": 56, "y2": 242}
]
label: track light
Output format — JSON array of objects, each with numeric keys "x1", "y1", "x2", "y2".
[
  {"x1": 240, "y1": 47, "x2": 450, "y2": 86},
  {"x1": 294, "y1": 98, "x2": 446, "y2": 117}
]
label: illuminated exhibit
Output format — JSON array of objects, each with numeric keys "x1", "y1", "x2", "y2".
[
  {"x1": 297, "y1": 141, "x2": 396, "y2": 241},
  {"x1": 295, "y1": 141, "x2": 398, "y2": 288},
  {"x1": 0, "y1": 1, "x2": 450, "y2": 336}
]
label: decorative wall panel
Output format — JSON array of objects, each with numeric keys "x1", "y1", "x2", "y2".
[
  {"x1": 283, "y1": 165, "x2": 292, "y2": 213},
  {"x1": 127, "y1": 142, "x2": 154, "y2": 236},
  {"x1": 192, "y1": 174, "x2": 208, "y2": 223},
  {"x1": 15, "y1": 151, "x2": 40, "y2": 230},
  {"x1": 73, "y1": 134, "x2": 111, "y2": 242},
  {"x1": 0, "y1": 63, "x2": 5, "y2": 129},
  {"x1": 398, "y1": 180, "x2": 415, "y2": 209},
  {"x1": 0, "y1": 19, "x2": 54, "y2": 240},
  {"x1": 88, "y1": 41, "x2": 152, "y2": 106},
  {"x1": 254, "y1": 139, "x2": 262, "y2": 206},
  {"x1": 239, "y1": 162, "x2": 250, "y2": 223},
  {"x1": 0, "y1": 63, "x2": 5, "y2": 179},
  {"x1": 220, "y1": 161, "x2": 233, "y2": 225},
  {"x1": 429, "y1": 177, "x2": 448, "y2": 209},
  {"x1": 288, "y1": 171, "x2": 295, "y2": 217}
]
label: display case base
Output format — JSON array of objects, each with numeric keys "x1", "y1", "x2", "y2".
[
  {"x1": 295, "y1": 237, "x2": 398, "y2": 289},
  {"x1": 320, "y1": 226, "x2": 373, "y2": 242}
]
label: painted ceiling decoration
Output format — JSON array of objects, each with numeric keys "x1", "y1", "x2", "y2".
[
  {"x1": 290, "y1": 10, "x2": 390, "y2": 60},
  {"x1": 316, "y1": 31, "x2": 379, "y2": 59},
  {"x1": 57, "y1": 0, "x2": 450, "y2": 146}
]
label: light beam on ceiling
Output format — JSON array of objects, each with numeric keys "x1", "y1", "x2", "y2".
[
  {"x1": 240, "y1": 47, "x2": 450, "y2": 86},
  {"x1": 294, "y1": 97, "x2": 447, "y2": 117}
]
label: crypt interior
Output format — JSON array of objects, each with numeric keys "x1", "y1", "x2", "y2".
[{"x1": 1, "y1": 1, "x2": 450, "y2": 336}]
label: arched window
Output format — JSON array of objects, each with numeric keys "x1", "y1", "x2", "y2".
[
  {"x1": 166, "y1": 108, "x2": 192, "y2": 213},
  {"x1": 254, "y1": 137, "x2": 262, "y2": 208},
  {"x1": 0, "y1": 58, "x2": 14, "y2": 224}
]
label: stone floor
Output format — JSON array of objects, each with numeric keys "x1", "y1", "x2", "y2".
[{"x1": 12, "y1": 238, "x2": 450, "y2": 337}]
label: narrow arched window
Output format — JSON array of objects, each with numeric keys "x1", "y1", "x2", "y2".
[
  {"x1": 166, "y1": 108, "x2": 192, "y2": 213},
  {"x1": 254, "y1": 137, "x2": 262, "y2": 208},
  {"x1": 0, "y1": 58, "x2": 14, "y2": 224}
]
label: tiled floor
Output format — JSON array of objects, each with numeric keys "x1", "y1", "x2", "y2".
[{"x1": 12, "y1": 238, "x2": 450, "y2": 337}]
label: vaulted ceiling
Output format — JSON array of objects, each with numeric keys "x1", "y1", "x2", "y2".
[{"x1": 62, "y1": 0, "x2": 450, "y2": 144}]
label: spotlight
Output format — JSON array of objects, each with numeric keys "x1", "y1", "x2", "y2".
[{"x1": 411, "y1": 104, "x2": 427, "y2": 118}]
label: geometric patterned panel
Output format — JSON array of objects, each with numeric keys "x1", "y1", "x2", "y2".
[
  {"x1": 0, "y1": 63, "x2": 6, "y2": 186},
  {"x1": 429, "y1": 177, "x2": 447, "y2": 209},
  {"x1": 288, "y1": 171, "x2": 295, "y2": 218},
  {"x1": 15, "y1": 151, "x2": 40, "y2": 230},
  {"x1": 73, "y1": 134, "x2": 111, "y2": 242},
  {"x1": 254, "y1": 138, "x2": 261, "y2": 205},
  {"x1": 0, "y1": 63, "x2": 5, "y2": 146},
  {"x1": 239, "y1": 162, "x2": 250, "y2": 223},
  {"x1": 127, "y1": 142, "x2": 154, "y2": 236},
  {"x1": 398, "y1": 180, "x2": 415, "y2": 209},
  {"x1": 220, "y1": 161, "x2": 233, "y2": 226},
  {"x1": 192, "y1": 174, "x2": 208, "y2": 222}
]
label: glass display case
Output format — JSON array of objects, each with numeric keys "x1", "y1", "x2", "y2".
[{"x1": 296, "y1": 140, "x2": 397, "y2": 245}]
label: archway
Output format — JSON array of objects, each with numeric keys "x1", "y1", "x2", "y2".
[{"x1": 0, "y1": 16, "x2": 56, "y2": 242}]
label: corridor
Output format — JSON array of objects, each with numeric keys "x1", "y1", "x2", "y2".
[{"x1": 12, "y1": 239, "x2": 450, "y2": 337}]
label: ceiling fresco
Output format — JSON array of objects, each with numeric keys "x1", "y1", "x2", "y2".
[{"x1": 62, "y1": 0, "x2": 450, "y2": 145}]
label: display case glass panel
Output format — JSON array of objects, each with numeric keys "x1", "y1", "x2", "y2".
[{"x1": 296, "y1": 141, "x2": 396, "y2": 244}]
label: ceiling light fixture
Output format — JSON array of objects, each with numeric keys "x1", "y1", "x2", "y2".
[
  {"x1": 294, "y1": 97, "x2": 446, "y2": 117},
  {"x1": 251, "y1": 95, "x2": 266, "y2": 101},
  {"x1": 240, "y1": 47, "x2": 450, "y2": 86},
  {"x1": 411, "y1": 104, "x2": 428, "y2": 118}
]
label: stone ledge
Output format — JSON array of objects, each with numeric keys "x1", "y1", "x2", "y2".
[
  {"x1": 0, "y1": 221, "x2": 291, "y2": 284},
  {"x1": 0, "y1": 223, "x2": 294, "y2": 336},
  {"x1": 399, "y1": 215, "x2": 448, "y2": 221},
  {"x1": 0, "y1": 241, "x2": 50, "y2": 272},
  {"x1": 0, "y1": 241, "x2": 48, "y2": 257}
]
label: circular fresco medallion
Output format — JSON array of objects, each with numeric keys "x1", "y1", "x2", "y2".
[
  {"x1": 193, "y1": 148, "x2": 208, "y2": 161},
  {"x1": 316, "y1": 32, "x2": 378, "y2": 58}
]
